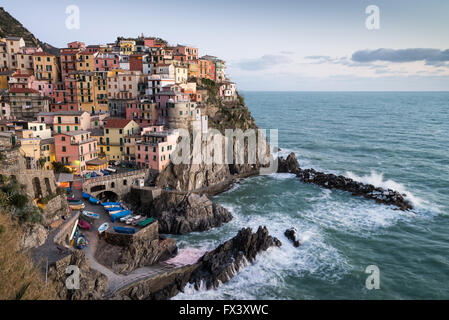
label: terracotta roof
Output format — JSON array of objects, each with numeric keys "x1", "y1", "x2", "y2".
[
  {"x1": 10, "y1": 88, "x2": 40, "y2": 94},
  {"x1": 104, "y1": 118, "x2": 133, "y2": 129},
  {"x1": 33, "y1": 52, "x2": 55, "y2": 57}
]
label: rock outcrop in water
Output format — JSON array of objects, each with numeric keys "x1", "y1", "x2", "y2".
[
  {"x1": 189, "y1": 226, "x2": 282, "y2": 290},
  {"x1": 111, "y1": 226, "x2": 281, "y2": 300},
  {"x1": 285, "y1": 227, "x2": 301, "y2": 247},
  {"x1": 278, "y1": 152, "x2": 413, "y2": 210}
]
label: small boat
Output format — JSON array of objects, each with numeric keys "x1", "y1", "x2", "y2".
[
  {"x1": 127, "y1": 215, "x2": 141, "y2": 225},
  {"x1": 120, "y1": 214, "x2": 133, "y2": 222},
  {"x1": 78, "y1": 219, "x2": 91, "y2": 230},
  {"x1": 98, "y1": 223, "x2": 109, "y2": 234},
  {"x1": 68, "y1": 199, "x2": 83, "y2": 205},
  {"x1": 89, "y1": 197, "x2": 100, "y2": 205},
  {"x1": 105, "y1": 206, "x2": 123, "y2": 212},
  {"x1": 82, "y1": 192, "x2": 91, "y2": 199},
  {"x1": 132, "y1": 217, "x2": 146, "y2": 226},
  {"x1": 76, "y1": 235, "x2": 88, "y2": 249},
  {"x1": 113, "y1": 226, "x2": 136, "y2": 235},
  {"x1": 108, "y1": 210, "x2": 126, "y2": 216},
  {"x1": 82, "y1": 211, "x2": 100, "y2": 220},
  {"x1": 70, "y1": 204, "x2": 85, "y2": 211},
  {"x1": 138, "y1": 218, "x2": 155, "y2": 228},
  {"x1": 101, "y1": 202, "x2": 121, "y2": 207},
  {"x1": 110, "y1": 210, "x2": 132, "y2": 223}
]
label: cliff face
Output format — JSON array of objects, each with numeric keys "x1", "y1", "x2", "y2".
[
  {"x1": 0, "y1": 7, "x2": 58, "y2": 53},
  {"x1": 156, "y1": 80, "x2": 268, "y2": 192},
  {"x1": 111, "y1": 226, "x2": 281, "y2": 300}
]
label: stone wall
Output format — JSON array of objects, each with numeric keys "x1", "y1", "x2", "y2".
[
  {"x1": 83, "y1": 169, "x2": 149, "y2": 200},
  {"x1": 131, "y1": 186, "x2": 162, "y2": 206},
  {"x1": 103, "y1": 221, "x2": 159, "y2": 247},
  {"x1": 41, "y1": 194, "x2": 71, "y2": 226},
  {"x1": 54, "y1": 212, "x2": 80, "y2": 247}
]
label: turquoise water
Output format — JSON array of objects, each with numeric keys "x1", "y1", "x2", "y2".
[{"x1": 173, "y1": 92, "x2": 449, "y2": 300}]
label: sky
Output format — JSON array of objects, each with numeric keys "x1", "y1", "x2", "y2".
[{"x1": 2, "y1": 0, "x2": 449, "y2": 91}]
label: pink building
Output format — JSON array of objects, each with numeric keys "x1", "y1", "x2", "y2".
[
  {"x1": 95, "y1": 53, "x2": 120, "y2": 72},
  {"x1": 8, "y1": 72, "x2": 54, "y2": 96},
  {"x1": 125, "y1": 99, "x2": 157, "y2": 127},
  {"x1": 37, "y1": 111, "x2": 90, "y2": 134},
  {"x1": 54, "y1": 130, "x2": 98, "y2": 175},
  {"x1": 135, "y1": 126, "x2": 179, "y2": 171}
]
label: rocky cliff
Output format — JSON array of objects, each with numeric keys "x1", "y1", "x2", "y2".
[
  {"x1": 47, "y1": 250, "x2": 108, "y2": 300},
  {"x1": 112, "y1": 226, "x2": 281, "y2": 300},
  {"x1": 131, "y1": 192, "x2": 233, "y2": 235},
  {"x1": 0, "y1": 7, "x2": 58, "y2": 54},
  {"x1": 156, "y1": 80, "x2": 268, "y2": 192}
]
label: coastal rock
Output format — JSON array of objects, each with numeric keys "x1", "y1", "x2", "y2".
[
  {"x1": 47, "y1": 250, "x2": 108, "y2": 300},
  {"x1": 278, "y1": 152, "x2": 300, "y2": 174},
  {"x1": 284, "y1": 227, "x2": 301, "y2": 247},
  {"x1": 148, "y1": 192, "x2": 233, "y2": 234},
  {"x1": 112, "y1": 226, "x2": 281, "y2": 300},
  {"x1": 296, "y1": 167, "x2": 413, "y2": 210},
  {"x1": 189, "y1": 226, "x2": 282, "y2": 290}
]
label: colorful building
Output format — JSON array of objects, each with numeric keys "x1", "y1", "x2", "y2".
[
  {"x1": 104, "y1": 118, "x2": 140, "y2": 162},
  {"x1": 33, "y1": 52, "x2": 59, "y2": 84},
  {"x1": 54, "y1": 131, "x2": 98, "y2": 175},
  {"x1": 135, "y1": 126, "x2": 179, "y2": 171}
]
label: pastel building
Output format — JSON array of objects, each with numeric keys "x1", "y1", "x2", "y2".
[
  {"x1": 219, "y1": 81, "x2": 237, "y2": 102},
  {"x1": 9, "y1": 88, "x2": 50, "y2": 121},
  {"x1": 126, "y1": 99, "x2": 157, "y2": 126},
  {"x1": 33, "y1": 52, "x2": 59, "y2": 84},
  {"x1": 54, "y1": 131, "x2": 98, "y2": 175},
  {"x1": 135, "y1": 126, "x2": 179, "y2": 171},
  {"x1": 37, "y1": 110, "x2": 91, "y2": 134},
  {"x1": 104, "y1": 118, "x2": 140, "y2": 162}
]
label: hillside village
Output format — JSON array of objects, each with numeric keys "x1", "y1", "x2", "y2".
[{"x1": 0, "y1": 35, "x2": 238, "y2": 176}]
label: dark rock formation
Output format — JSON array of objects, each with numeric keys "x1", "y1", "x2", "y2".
[
  {"x1": 148, "y1": 192, "x2": 233, "y2": 234},
  {"x1": 278, "y1": 152, "x2": 301, "y2": 174},
  {"x1": 297, "y1": 168, "x2": 413, "y2": 210},
  {"x1": 285, "y1": 227, "x2": 301, "y2": 247},
  {"x1": 47, "y1": 250, "x2": 108, "y2": 300},
  {"x1": 277, "y1": 152, "x2": 413, "y2": 210},
  {"x1": 112, "y1": 226, "x2": 281, "y2": 300},
  {"x1": 189, "y1": 226, "x2": 282, "y2": 290}
]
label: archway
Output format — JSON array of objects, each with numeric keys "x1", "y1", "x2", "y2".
[
  {"x1": 96, "y1": 191, "x2": 119, "y2": 202},
  {"x1": 32, "y1": 177, "x2": 43, "y2": 199},
  {"x1": 44, "y1": 177, "x2": 52, "y2": 195}
]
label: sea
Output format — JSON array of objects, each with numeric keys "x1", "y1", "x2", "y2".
[{"x1": 172, "y1": 92, "x2": 449, "y2": 300}]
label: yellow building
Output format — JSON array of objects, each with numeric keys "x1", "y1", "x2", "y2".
[
  {"x1": 71, "y1": 71, "x2": 108, "y2": 113},
  {"x1": 119, "y1": 40, "x2": 135, "y2": 55},
  {"x1": 0, "y1": 70, "x2": 14, "y2": 89},
  {"x1": 40, "y1": 137, "x2": 55, "y2": 170},
  {"x1": 33, "y1": 52, "x2": 59, "y2": 84},
  {"x1": 76, "y1": 51, "x2": 95, "y2": 72},
  {"x1": 104, "y1": 118, "x2": 140, "y2": 163}
]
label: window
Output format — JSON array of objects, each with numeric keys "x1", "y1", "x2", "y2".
[{"x1": 62, "y1": 146, "x2": 66, "y2": 152}]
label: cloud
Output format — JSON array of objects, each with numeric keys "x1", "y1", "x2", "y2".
[
  {"x1": 351, "y1": 48, "x2": 449, "y2": 64},
  {"x1": 235, "y1": 54, "x2": 293, "y2": 71}
]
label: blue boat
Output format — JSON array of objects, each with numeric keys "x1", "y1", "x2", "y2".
[
  {"x1": 113, "y1": 226, "x2": 136, "y2": 235},
  {"x1": 110, "y1": 210, "x2": 131, "y2": 222},
  {"x1": 106, "y1": 206, "x2": 123, "y2": 212},
  {"x1": 89, "y1": 197, "x2": 100, "y2": 205},
  {"x1": 101, "y1": 202, "x2": 121, "y2": 207},
  {"x1": 68, "y1": 200, "x2": 83, "y2": 205},
  {"x1": 82, "y1": 192, "x2": 91, "y2": 199}
]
